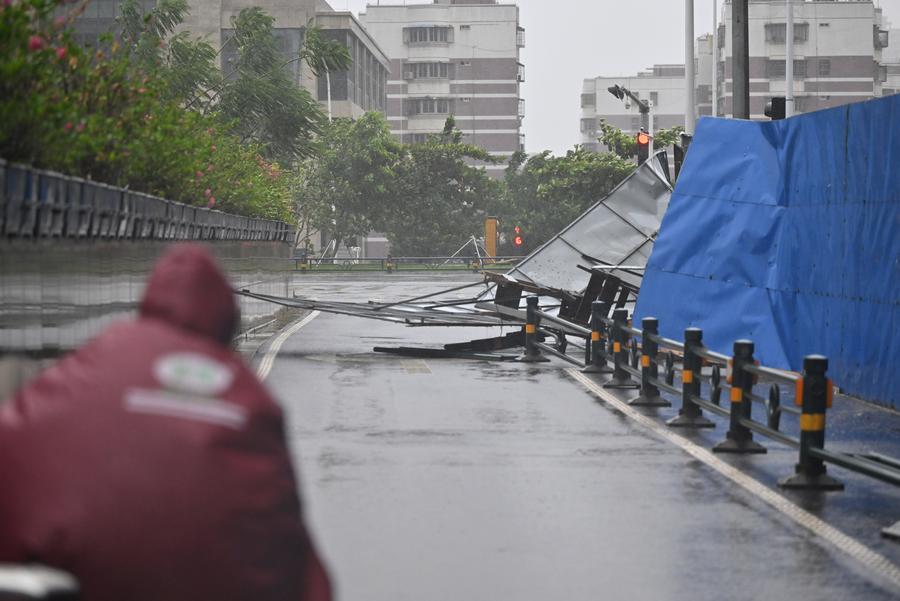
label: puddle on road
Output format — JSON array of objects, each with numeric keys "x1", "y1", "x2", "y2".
[{"x1": 401, "y1": 359, "x2": 432, "y2": 374}]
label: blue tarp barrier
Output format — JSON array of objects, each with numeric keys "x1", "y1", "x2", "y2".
[{"x1": 636, "y1": 95, "x2": 900, "y2": 408}]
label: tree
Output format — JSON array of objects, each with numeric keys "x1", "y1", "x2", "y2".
[
  {"x1": 217, "y1": 8, "x2": 325, "y2": 164},
  {"x1": 299, "y1": 23, "x2": 351, "y2": 123},
  {"x1": 495, "y1": 146, "x2": 635, "y2": 253},
  {"x1": 294, "y1": 112, "x2": 404, "y2": 254},
  {"x1": 384, "y1": 118, "x2": 501, "y2": 256},
  {"x1": 597, "y1": 121, "x2": 684, "y2": 161}
]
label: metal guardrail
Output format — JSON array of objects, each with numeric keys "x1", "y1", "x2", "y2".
[
  {"x1": 293, "y1": 255, "x2": 522, "y2": 272},
  {"x1": 0, "y1": 160, "x2": 295, "y2": 242},
  {"x1": 516, "y1": 296, "x2": 900, "y2": 493}
]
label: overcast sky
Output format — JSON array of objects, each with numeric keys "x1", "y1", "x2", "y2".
[{"x1": 336, "y1": 0, "x2": 900, "y2": 155}]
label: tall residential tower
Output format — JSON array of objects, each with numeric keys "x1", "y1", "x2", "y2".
[{"x1": 360, "y1": 0, "x2": 524, "y2": 176}]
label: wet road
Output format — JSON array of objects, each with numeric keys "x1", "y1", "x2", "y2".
[{"x1": 261, "y1": 273, "x2": 900, "y2": 601}]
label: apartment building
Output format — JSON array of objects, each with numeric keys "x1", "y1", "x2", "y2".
[
  {"x1": 884, "y1": 28, "x2": 900, "y2": 96},
  {"x1": 717, "y1": 0, "x2": 890, "y2": 118},
  {"x1": 360, "y1": 0, "x2": 524, "y2": 175}
]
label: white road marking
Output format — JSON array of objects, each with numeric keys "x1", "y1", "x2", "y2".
[
  {"x1": 256, "y1": 312, "x2": 320, "y2": 381},
  {"x1": 566, "y1": 368, "x2": 900, "y2": 591}
]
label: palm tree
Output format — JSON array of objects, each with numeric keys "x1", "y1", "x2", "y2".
[{"x1": 299, "y1": 23, "x2": 352, "y2": 122}]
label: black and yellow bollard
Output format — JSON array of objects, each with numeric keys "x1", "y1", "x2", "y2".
[
  {"x1": 582, "y1": 300, "x2": 613, "y2": 374},
  {"x1": 778, "y1": 355, "x2": 844, "y2": 490},
  {"x1": 603, "y1": 308, "x2": 639, "y2": 389},
  {"x1": 713, "y1": 340, "x2": 766, "y2": 453},
  {"x1": 518, "y1": 295, "x2": 549, "y2": 363},
  {"x1": 667, "y1": 327, "x2": 715, "y2": 428},
  {"x1": 628, "y1": 317, "x2": 670, "y2": 407},
  {"x1": 385, "y1": 255, "x2": 395, "y2": 273}
]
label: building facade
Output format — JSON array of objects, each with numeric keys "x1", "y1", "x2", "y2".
[
  {"x1": 70, "y1": 0, "x2": 388, "y2": 117},
  {"x1": 360, "y1": 0, "x2": 524, "y2": 176},
  {"x1": 883, "y1": 28, "x2": 900, "y2": 96},
  {"x1": 717, "y1": 0, "x2": 890, "y2": 118}
]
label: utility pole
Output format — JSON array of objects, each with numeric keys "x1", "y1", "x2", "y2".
[
  {"x1": 685, "y1": 0, "x2": 696, "y2": 134},
  {"x1": 732, "y1": 0, "x2": 750, "y2": 119},
  {"x1": 712, "y1": 0, "x2": 718, "y2": 117},
  {"x1": 785, "y1": 0, "x2": 795, "y2": 117}
]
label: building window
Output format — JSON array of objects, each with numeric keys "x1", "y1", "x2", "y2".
[
  {"x1": 409, "y1": 133, "x2": 432, "y2": 144},
  {"x1": 817, "y1": 59, "x2": 830, "y2": 77},
  {"x1": 767, "y1": 60, "x2": 806, "y2": 79},
  {"x1": 460, "y1": 24, "x2": 471, "y2": 30},
  {"x1": 404, "y1": 26, "x2": 453, "y2": 45},
  {"x1": 580, "y1": 117, "x2": 596, "y2": 133},
  {"x1": 630, "y1": 116, "x2": 640, "y2": 130},
  {"x1": 405, "y1": 62, "x2": 449, "y2": 80},
  {"x1": 580, "y1": 93, "x2": 595, "y2": 108},
  {"x1": 650, "y1": 91, "x2": 659, "y2": 106},
  {"x1": 406, "y1": 98, "x2": 452, "y2": 115},
  {"x1": 764, "y1": 23, "x2": 809, "y2": 44}
]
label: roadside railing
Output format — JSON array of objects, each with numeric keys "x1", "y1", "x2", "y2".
[
  {"x1": 1, "y1": 160, "x2": 294, "y2": 242},
  {"x1": 517, "y1": 296, "x2": 900, "y2": 492},
  {"x1": 293, "y1": 255, "x2": 522, "y2": 273}
]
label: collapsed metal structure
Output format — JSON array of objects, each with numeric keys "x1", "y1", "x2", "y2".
[{"x1": 239, "y1": 154, "x2": 673, "y2": 348}]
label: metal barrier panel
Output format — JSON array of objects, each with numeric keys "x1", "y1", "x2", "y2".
[
  {"x1": 90, "y1": 183, "x2": 121, "y2": 239},
  {"x1": 4, "y1": 165, "x2": 35, "y2": 237},
  {"x1": 36, "y1": 171, "x2": 66, "y2": 237},
  {"x1": 0, "y1": 159, "x2": 6, "y2": 233}
]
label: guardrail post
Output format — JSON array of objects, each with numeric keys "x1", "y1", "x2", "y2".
[
  {"x1": 667, "y1": 327, "x2": 715, "y2": 428},
  {"x1": 778, "y1": 355, "x2": 844, "y2": 491},
  {"x1": 582, "y1": 300, "x2": 613, "y2": 374},
  {"x1": 628, "y1": 317, "x2": 671, "y2": 407},
  {"x1": 604, "y1": 308, "x2": 639, "y2": 389},
  {"x1": 518, "y1": 295, "x2": 549, "y2": 363},
  {"x1": 713, "y1": 340, "x2": 766, "y2": 454}
]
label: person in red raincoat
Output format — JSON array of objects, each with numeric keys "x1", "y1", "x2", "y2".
[{"x1": 0, "y1": 243, "x2": 330, "y2": 601}]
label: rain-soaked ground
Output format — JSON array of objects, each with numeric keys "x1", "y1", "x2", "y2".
[{"x1": 259, "y1": 273, "x2": 900, "y2": 601}]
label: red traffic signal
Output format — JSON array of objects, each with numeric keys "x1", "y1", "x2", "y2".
[
  {"x1": 636, "y1": 132, "x2": 651, "y2": 146},
  {"x1": 513, "y1": 225, "x2": 523, "y2": 247}
]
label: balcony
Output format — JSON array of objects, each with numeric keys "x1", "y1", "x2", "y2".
[
  {"x1": 518, "y1": 98, "x2": 525, "y2": 119},
  {"x1": 516, "y1": 27, "x2": 525, "y2": 48}
]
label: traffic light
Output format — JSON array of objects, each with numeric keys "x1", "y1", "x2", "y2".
[
  {"x1": 765, "y1": 96, "x2": 786, "y2": 120},
  {"x1": 635, "y1": 129, "x2": 651, "y2": 164},
  {"x1": 513, "y1": 225, "x2": 523, "y2": 248}
]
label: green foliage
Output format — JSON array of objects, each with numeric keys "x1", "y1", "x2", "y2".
[
  {"x1": 294, "y1": 112, "x2": 404, "y2": 251},
  {"x1": 217, "y1": 8, "x2": 324, "y2": 164},
  {"x1": 597, "y1": 121, "x2": 684, "y2": 161},
  {"x1": 384, "y1": 118, "x2": 501, "y2": 256},
  {"x1": 0, "y1": 0, "x2": 300, "y2": 220},
  {"x1": 299, "y1": 23, "x2": 351, "y2": 77},
  {"x1": 495, "y1": 146, "x2": 635, "y2": 253}
]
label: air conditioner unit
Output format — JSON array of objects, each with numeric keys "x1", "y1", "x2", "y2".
[{"x1": 404, "y1": 71, "x2": 415, "y2": 80}]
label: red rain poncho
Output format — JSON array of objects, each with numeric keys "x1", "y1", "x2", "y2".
[{"x1": 0, "y1": 244, "x2": 330, "y2": 601}]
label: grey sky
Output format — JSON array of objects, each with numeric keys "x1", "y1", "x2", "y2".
[{"x1": 336, "y1": 0, "x2": 900, "y2": 155}]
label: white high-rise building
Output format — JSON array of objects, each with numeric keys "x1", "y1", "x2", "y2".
[
  {"x1": 717, "y1": 0, "x2": 891, "y2": 118},
  {"x1": 360, "y1": 0, "x2": 524, "y2": 176}
]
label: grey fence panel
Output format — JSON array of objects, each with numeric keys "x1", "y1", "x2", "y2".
[
  {"x1": 37, "y1": 171, "x2": 67, "y2": 237},
  {"x1": 63, "y1": 178, "x2": 90, "y2": 238},
  {"x1": 119, "y1": 191, "x2": 139, "y2": 239},
  {"x1": 91, "y1": 183, "x2": 122, "y2": 239},
  {"x1": 139, "y1": 195, "x2": 167, "y2": 239},
  {"x1": 4, "y1": 165, "x2": 36, "y2": 237},
  {"x1": 0, "y1": 159, "x2": 6, "y2": 233}
]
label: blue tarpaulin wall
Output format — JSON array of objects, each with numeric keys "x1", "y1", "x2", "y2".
[{"x1": 635, "y1": 95, "x2": 900, "y2": 408}]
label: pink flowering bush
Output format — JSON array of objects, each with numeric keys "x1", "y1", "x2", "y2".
[{"x1": 0, "y1": 0, "x2": 292, "y2": 220}]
